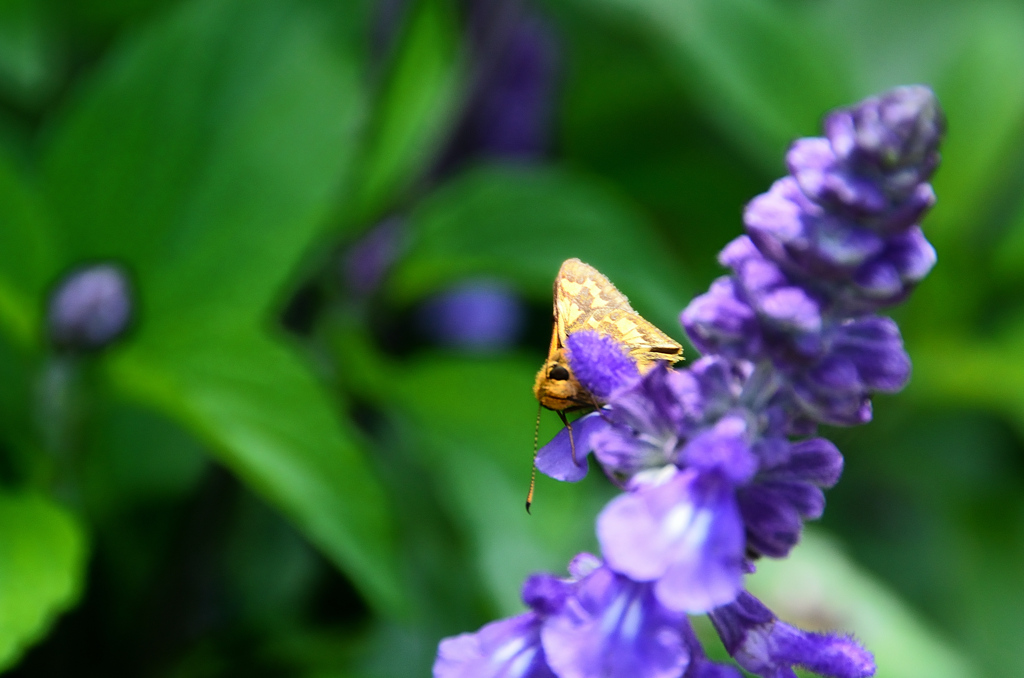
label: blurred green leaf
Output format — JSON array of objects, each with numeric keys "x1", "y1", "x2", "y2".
[
  {"x1": 82, "y1": 401, "x2": 208, "y2": 518},
  {"x1": 347, "y1": 0, "x2": 463, "y2": 223},
  {"x1": 0, "y1": 152, "x2": 55, "y2": 348},
  {"x1": 557, "y1": 0, "x2": 852, "y2": 171},
  {"x1": 393, "y1": 165, "x2": 695, "y2": 337},
  {"x1": 0, "y1": 0, "x2": 60, "y2": 107},
  {"x1": 748, "y1": 529, "x2": 977, "y2": 678},
  {"x1": 42, "y1": 0, "x2": 403, "y2": 613},
  {"x1": 109, "y1": 332, "x2": 403, "y2": 614},
  {"x1": 0, "y1": 492, "x2": 87, "y2": 671},
  {"x1": 927, "y1": 3, "x2": 1024, "y2": 253},
  {"x1": 392, "y1": 353, "x2": 614, "y2": 615},
  {"x1": 44, "y1": 0, "x2": 365, "y2": 329}
]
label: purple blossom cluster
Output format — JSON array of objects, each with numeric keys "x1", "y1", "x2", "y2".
[{"x1": 434, "y1": 86, "x2": 944, "y2": 678}]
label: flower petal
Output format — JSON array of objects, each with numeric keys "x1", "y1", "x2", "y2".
[{"x1": 597, "y1": 469, "x2": 745, "y2": 613}]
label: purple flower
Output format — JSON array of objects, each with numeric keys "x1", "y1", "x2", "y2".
[
  {"x1": 710, "y1": 592, "x2": 875, "y2": 678},
  {"x1": 597, "y1": 468, "x2": 746, "y2": 613},
  {"x1": 434, "y1": 612, "x2": 556, "y2": 678},
  {"x1": 48, "y1": 263, "x2": 132, "y2": 351},
  {"x1": 542, "y1": 560, "x2": 693, "y2": 678},
  {"x1": 417, "y1": 280, "x2": 526, "y2": 352},
  {"x1": 739, "y1": 437, "x2": 843, "y2": 558}
]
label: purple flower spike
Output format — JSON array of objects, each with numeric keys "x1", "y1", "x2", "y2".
[
  {"x1": 542, "y1": 563, "x2": 692, "y2": 678},
  {"x1": 710, "y1": 592, "x2": 875, "y2": 678},
  {"x1": 597, "y1": 469, "x2": 745, "y2": 613},
  {"x1": 436, "y1": 86, "x2": 941, "y2": 678},
  {"x1": 566, "y1": 330, "x2": 642, "y2": 400}
]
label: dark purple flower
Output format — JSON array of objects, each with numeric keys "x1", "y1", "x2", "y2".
[
  {"x1": 710, "y1": 592, "x2": 875, "y2": 678},
  {"x1": 739, "y1": 437, "x2": 843, "y2": 558},
  {"x1": 597, "y1": 468, "x2": 746, "y2": 613},
  {"x1": 48, "y1": 264, "x2": 132, "y2": 350},
  {"x1": 418, "y1": 280, "x2": 525, "y2": 352}
]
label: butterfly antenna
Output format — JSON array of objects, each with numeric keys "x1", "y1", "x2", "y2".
[
  {"x1": 526, "y1": 402, "x2": 542, "y2": 514},
  {"x1": 558, "y1": 410, "x2": 576, "y2": 465}
]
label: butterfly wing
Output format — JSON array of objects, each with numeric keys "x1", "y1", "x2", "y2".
[{"x1": 554, "y1": 259, "x2": 682, "y2": 370}]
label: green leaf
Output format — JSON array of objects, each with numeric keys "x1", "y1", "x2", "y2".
[
  {"x1": 393, "y1": 165, "x2": 695, "y2": 337},
  {"x1": 392, "y1": 354, "x2": 615, "y2": 615},
  {"x1": 0, "y1": 151, "x2": 55, "y2": 349},
  {"x1": 0, "y1": 492, "x2": 87, "y2": 671},
  {"x1": 927, "y1": 3, "x2": 1024, "y2": 254},
  {"x1": 108, "y1": 332, "x2": 403, "y2": 615},
  {"x1": 44, "y1": 0, "x2": 366, "y2": 329},
  {"x1": 43, "y1": 0, "x2": 403, "y2": 613},
  {"x1": 748, "y1": 529, "x2": 977, "y2": 678},
  {"x1": 346, "y1": 0, "x2": 463, "y2": 223},
  {"x1": 558, "y1": 0, "x2": 852, "y2": 171}
]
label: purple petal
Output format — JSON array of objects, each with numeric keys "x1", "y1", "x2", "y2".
[
  {"x1": 887, "y1": 225, "x2": 937, "y2": 283},
  {"x1": 597, "y1": 469, "x2": 745, "y2": 613},
  {"x1": 541, "y1": 564, "x2": 691, "y2": 678},
  {"x1": 536, "y1": 412, "x2": 609, "y2": 482},
  {"x1": 738, "y1": 482, "x2": 822, "y2": 558},
  {"x1": 566, "y1": 331, "x2": 641, "y2": 400},
  {"x1": 755, "y1": 286, "x2": 822, "y2": 334},
  {"x1": 434, "y1": 613, "x2": 556, "y2": 678},
  {"x1": 763, "y1": 437, "x2": 844, "y2": 487},
  {"x1": 681, "y1": 415, "x2": 758, "y2": 484},
  {"x1": 680, "y1": 277, "x2": 762, "y2": 359},
  {"x1": 523, "y1": 573, "x2": 572, "y2": 616},
  {"x1": 832, "y1": 316, "x2": 910, "y2": 392}
]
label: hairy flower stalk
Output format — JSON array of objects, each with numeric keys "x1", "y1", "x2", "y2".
[{"x1": 434, "y1": 86, "x2": 945, "y2": 678}]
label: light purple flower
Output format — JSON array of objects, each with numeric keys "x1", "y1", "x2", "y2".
[
  {"x1": 597, "y1": 468, "x2": 746, "y2": 613},
  {"x1": 542, "y1": 560, "x2": 693, "y2": 678}
]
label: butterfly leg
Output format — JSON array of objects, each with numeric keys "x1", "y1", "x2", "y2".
[{"x1": 558, "y1": 410, "x2": 577, "y2": 465}]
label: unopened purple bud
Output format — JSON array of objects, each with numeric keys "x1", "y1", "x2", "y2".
[
  {"x1": 710, "y1": 592, "x2": 875, "y2": 678},
  {"x1": 342, "y1": 217, "x2": 404, "y2": 298},
  {"x1": 48, "y1": 264, "x2": 132, "y2": 351},
  {"x1": 825, "y1": 85, "x2": 944, "y2": 184}
]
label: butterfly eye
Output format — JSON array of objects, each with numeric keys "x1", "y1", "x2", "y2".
[{"x1": 548, "y1": 365, "x2": 570, "y2": 381}]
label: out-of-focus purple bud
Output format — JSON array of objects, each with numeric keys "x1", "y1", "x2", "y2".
[
  {"x1": 48, "y1": 264, "x2": 132, "y2": 351},
  {"x1": 438, "y1": 12, "x2": 559, "y2": 173},
  {"x1": 417, "y1": 280, "x2": 525, "y2": 352},
  {"x1": 342, "y1": 217, "x2": 405, "y2": 299}
]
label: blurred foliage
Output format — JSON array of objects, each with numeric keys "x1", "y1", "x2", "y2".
[{"x1": 0, "y1": 0, "x2": 1020, "y2": 676}]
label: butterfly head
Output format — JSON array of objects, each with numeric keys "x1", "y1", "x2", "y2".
[{"x1": 533, "y1": 348, "x2": 591, "y2": 411}]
